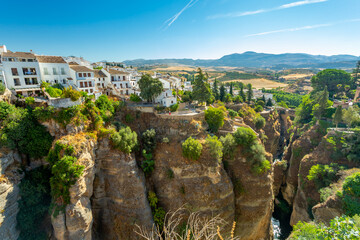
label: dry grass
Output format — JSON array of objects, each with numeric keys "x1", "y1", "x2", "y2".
[
  {"x1": 135, "y1": 208, "x2": 239, "y2": 240},
  {"x1": 282, "y1": 73, "x2": 314, "y2": 80},
  {"x1": 223, "y1": 78, "x2": 287, "y2": 89}
]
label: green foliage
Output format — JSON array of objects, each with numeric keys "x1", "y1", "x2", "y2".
[
  {"x1": 246, "y1": 84, "x2": 253, "y2": 103},
  {"x1": 182, "y1": 137, "x2": 203, "y2": 161},
  {"x1": 62, "y1": 86, "x2": 81, "y2": 101},
  {"x1": 139, "y1": 74, "x2": 163, "y2": 102},
  {"x1": 141, "y1": 149, "x2": 155, "y2": 175},
  {"x1": 341, "y1": 172, "x2": 360, "y2": 216},
  {"x1": 130, "y1": 93, "x2": 142, "y2": 102},
  {"x1": 142, "y1": 129, "x2": 157, "y2": 153},
  {"x1": 343, "y1": 106, "x2": 360, "y2": 128},
  {"x1": 162, "y1": 137, "x2": 169, "y2": 143},
  {"x1": 319, "y1": 187, "x2": 333, "y2": 202},
  {"x1": 17, "y1": 167, "x2": 51, "y2": 240},
  {"x1": 333, "y1": 106, "x2": 343, "y2": 127},
  {"x1": 228, "y1": 109, "x2": 238, "y2": 118},
  {"x1": 33, "y1": 106, "x2": 55, "y2": 122},
  {"x1": 263, "y1": 90, "x2": 302, "y2": 108},
  {"x1": 220, "y1": 133, "x2": 236, "y2": 160},
  {"x1": 0, "y1": 82, "x2": 5, "y2": 95},
  {"x1": 166, "y1": 168, "x2": 174, "y2": 179},
  {"x1": 0, "y1": 104, "x2": 53, "y2": 159},
  {"x1": 148, "y1": 191, "x2": 166, "y2": 229},
  {"x1": 95, "y1": 95, "x2": 117, "y2": 123},
  {"x1": 47, "y1": 142, "x2": 84, "y2": 216},
  {"x1": 110, "y1": 126, "x2": 138, "y2": 153},
  {"x1": 311, "y1": 69, "x2": 354, "y2": 97},
  {"x1": 25, "y1": 97, "x2": 35, "y2": 105},
  {"x1": 45, "y1": 86, "x2": 62, "y2": 98},
  {"x1": 218, "y1": 71, "x2": 261, "y2": 81},
  {"x1": 204, "y1": 107, "x2": 225, "y2": 133},
  {"x1": 307, "y1": 164, "x2": 344, "y2": 190},
  {"x1": 233, "y1": 127, "x2": 257, "y2": 147},
  {"x1": 125, "y1": 113, "x2": 134, "y2": 123},
  {"x1": 205, "y1": 135, "x2": 223, "y2": 162},
  {"x1": 278, "y1": 101, "x2": 289, "y2": 108},
  {"x1": 254, "y1": 116, "x2": 266, "y2": 130},
  {"x1": 295, "y1": 95, "x2": 315, "y2": 125},
  {"x1": 290, "y1": 216, "x2": 360, "y2": 239},
  {"x1": 192, "y1": 68, "x2": 212, "y2": 103},
  {"x1": 266, "y1": 98, "x2": 273, "y2": 107},
  {"x1": 312, "y1": 86, "x2": 330, "y2": 120},
  {"x1": 170, "y1": 103, "x2": 179, "y2": 112}
]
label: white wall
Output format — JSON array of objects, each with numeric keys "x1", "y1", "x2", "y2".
[
  {"x1": 38, "y1": 62, "x2": 71, "y2": 85},
  {"x1": 2, "y1": 61, "x2": 41, "y2": 90}
]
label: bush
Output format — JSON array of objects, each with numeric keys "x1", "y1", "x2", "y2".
[
  {"x1": 341, "y1": 172, "x2": 360, "y2": 216},
  {"x1": 254, "y1": 105, "x2": 263, "y2": 112},
  {"x1": 142, "y1": 129, "x2": 157, "y2": 153},
  {"x1": 62, "y1": 86, "x2": 81, "y2": 101},
  {"x1": 130, "y1": 93, "x2": 142, "y2": 102},
  {"x1": 45, "y1": 86, "x2": 62, "y2": 98},
  {"x1": 307, "y1": 164, "x2": 343, "y2": 190},
  {"x1": 162, "y1": 137, "x2": 169, "y2": 143},
  {"x1": 220, "y1": 133, "x2": 237, "y2": 160},
  {"x1": 95, "y1": 95, "x2": 115, "y2": 123},
  {"x1": 110, "y1": 127, "x2": 138, "y2": 153},
  {"x1": 148, "y1": 191, "x2": 166, "y2": 229},
  {"x1": 25, "y1": 97, "x2": 35, "y2": 105},
  {"x1": 170, "y1": 103, "x2": 179, "y2": 112},
  {"x1": 205, "y1": 107, "x2": 225, "y2": 133},
  {"x1": 0, "y1": 82, "x2": 6, "y2": 95},
  {"x1": 182, "y1": 137, "x2": 202, "y2": 160},
  {"x1": 254, "y1": 116, "x2": 266, "y2": 130},
  {"x1": 228, "y1": 109, "x2": 238, "y2": 118},
  {"x1": 233, "y1": 127, "x2": 257, "y2": 147},
  {"x1": 205, "y1": 135, "x2": 223, "y2": 162},
  {"x1": 141, "y1": 149, "x2": 154, "y2": 175},
  {"x1": 125, "y1": 113, "x2": 134, "y2": 123},
  {"x1": 17, "y1": 167, "x2": 51, "y2": 240}
]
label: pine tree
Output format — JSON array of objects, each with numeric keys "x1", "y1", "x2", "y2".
[
  {"x1": 246, "y1": 84, "x2": 253, "y2": 103},
  {"x1": 240, "y1": 84, "x2": 246, "y2": 102},
  {"x1": 266, "y1": 98, "x2": 273, "y2": 106},
  {"x1": 314, "y1": 86, "x2": 329, "y2": 120},
  {"x1": 213, "y1": 78, "x2": 219, "y2": 100},
  {"x1": 192, "y1": 68, "x2": 212, "y2": 104},
  {"x1": 333, "y1": 105, "x2": 343, "y2": 129},
  {"x1": 230, "y1": 83, "x2": 233, "y2": 96},
  {"x1": 219, "y1": 84, "x2": 226, "y2": 102}
]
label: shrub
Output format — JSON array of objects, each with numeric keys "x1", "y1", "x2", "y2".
[
  {"x1": 0, "y1": 101, "x2": 16, "y2": 121},
  {"x1": 254, "y1": 116, "x2": 266, "y2": 130},
  {"x1": 0, "y1": 82, "x2": 6, "y2": 95},
  {"x1": 233, "y1": 127, "x2": 257, "y2": 147},
  {"x1": 249, "y1": 143, "x2": 270, "y2": 174},
  {"x1": 110, "y1": 127, "x2": 138, "y2": 153},
  {"x1": 228, "y1": 109, "x2": 238, "y2": 118},
  {"x1": 45, "y1": 86, "x2": 62, "y2": 98},
  {"x1": 25, "y1": 97, "x2": 35, "y2": 105},
  {"x1": 182, "y1": 137, "x2": 202, "y2": 160},
  {"x1": 62, "y1": 86, "x2": 81, "y2": 101},
  {"x1": 130, "y1": 93, "x2": 142, "y2": 102},
  {"x1": 307, "y1": 164, "x2": 343, "y2": 190},
  {"x1": 341, "y1": 172, "x2": 360, "y2": 216},
  {"x1": 205, "y1": 135, "x2": 223, "y2": 162},
  {"x1": 125, "y1": 113, "x2": 134, "y2": 123},
  {"x1": 33, "y1": 106, "x2": 55, "y2": 122},
  {"x1": 142, "y1": 129, "x2": 157, "y2": 153},
  {"x1": 205, "y1": 107, "x2": 225, "y2": 133},
  {"x1": 170, "y1": 103, "x2": 179, "y2": 112},
  {"x1": 16, "y1": 167, "x2": 51, "y2": 240},
  {"x1": 141, "y1": 149, "x2": 154, "y2": 175},
  {"x1": 254, "y1": 105, "x2": 263, "y2": 112},
  {"x1": 148, "y1": 191, "x2": 166, "y2": 229},
  {"x1": 220, "y1": 133, "x2": 237, "y2": 160},
  {"x1": 162, "y1": 137, "x2": 170, "y2": 143},
  {"x1": 319, "y1": 187, "x2": 333, "y2": 202}
]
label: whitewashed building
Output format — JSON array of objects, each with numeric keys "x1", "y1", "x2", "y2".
[
  {"x1": 155, "y1": 89, "x2": 177, "y2": 107},
  {"x1": 36, "y1": 56, "x2": 72, "y2": 85},
  {"x1": 108, "y1": 68, "x2": 133, "y2": 96},
  {"x1": 0, "y1": 51, "x2": 42, "y2": 96},
  {"x1": 69, "y1": 64, "x2": 97, "y2": 96}
]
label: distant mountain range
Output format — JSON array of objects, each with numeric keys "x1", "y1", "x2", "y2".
[{"x1": 123, "y1": 51, "x2": 360, "y2": 69}]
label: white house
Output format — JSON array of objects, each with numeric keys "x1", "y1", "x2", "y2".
[
  {"x1": 1, "y1": 51, "x2": 42, "y2": 96},
  {"x1": 108, "y1": 68, "x2": 133, "y2": 96},
  {"x1": 155, "y1": 89, "x2": 177, "y2": 107},
  {"x1": 36, "y1": 55, "x2": 72, "y2": 85},
  {"x1": 69, "y1": 64, "x2": 96, "y2": 96},
  {"x1": 94, "y1": 69, "x2": 110, "y2": 90}
]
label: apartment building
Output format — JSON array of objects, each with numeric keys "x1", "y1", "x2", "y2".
[
  {"x1": 94, "y1": 69, "x2": 110, "y2": 90},
  {"x1": 69, "y1": 65, "x2": 96, "y2": 96},
  {"x1": 36, "y1": 56, "x2": 72, "y2": 85},
  {"x1": 0, "y1": 51, "x2": 42, "y2": 96},
  {"x1": 108, "y1": 68, "x2": 133, "y2": 95}
]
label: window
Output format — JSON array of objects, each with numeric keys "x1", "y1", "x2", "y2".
[
  {"x1": 44, "y1": 67, "x2": 49, "y2": 75},
  {"x1": 90, "y1": 89, "x2": 93, "y2": 93},
  {"x1": 84, "y1": 82, "x2": 88, "y2": 87},
  {"x1": 61, "y1": 68, "x2": 65, "y2": 75},
  {"x1": 102, "y1": 83, "x2": 104, "y2": 87},
  {"x1": 80, "y1": 82, "x2": 84, "y2": 88},
  {"x1": 13, "y1": 78, "x2": 21, "y2": 86},
  {"x1": 126, "y1": 90, "x2": 128, "y2": 95},
  {"x1": 8, "y1": 58, "x2": 15, "y2": 62},
  {"x1": 79, "y1": 73, "x2": 83, "y2": 77},
  {"x1": 88, "y1": 81, "x2": 92, "y2": 87},
  {"x1": 123, "y1": 76, "x2": 125, "y2": 80},
  {"x1": 87, "y1": 73, "x2": 91, "y2": 77},
  {"x1": 103, "y1": 78, "x2": 105, "y2": 81},
  {"x1": 25, "y1": 78, "x2": 31, "y2": 85},
  {"x1": 32, "y1": 78, "x2": 38, "y2": 85},
  {"x1": 23, "y1": 68, "x2": 36, "y2": 75},
  {"x1": 120, "y1": 83, "x2": 123, "y2": 88},
  {"x1": 27, "y1": 59, "x2": 34, "y2": 62},
  {"x1": 63, "y1": 79, "x2": 66, "y2": 84},
  {"x1": 21, "y1": 59, "x2": 26, "y2": 62},
  {"x1": 53, "y1": 68, "x2": 57, "y2": 75},
  {"x1": 126, "y1": 83, "x2": 128, "y2": 88},
  {"x1": 54, "y1": 80, "x2": 58, "y2": 83},
  {"x1": 97, "y1": 83, "x2": 100, "y2": 86},
  {"x1": 11, "y1": 68, "x2": 18, "y2": 76}
]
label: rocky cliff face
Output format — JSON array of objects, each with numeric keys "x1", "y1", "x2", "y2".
[
  {"x1": 51, "y1": 134, "x2": 96, "y2": 240},
  {"x1": 0, "y1": 147, "x2": 22, "y2": 240},
  {"x1": 92, "y1": 138, "x2": 153, "y2": 240}
]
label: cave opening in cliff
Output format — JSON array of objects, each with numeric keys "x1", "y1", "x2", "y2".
[{"x1": 272, "y1": 192, "x2": 292, "y2": 240}]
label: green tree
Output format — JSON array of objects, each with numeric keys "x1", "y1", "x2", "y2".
[
  {"x1": 333, "y1": 106, "x2": 343, "y2": 128},
  {"x1": 213, "y1": 78, "x2": 219, "y2": 100},
  {"x1": 266, "y1": 98, "x2": 273, "y2": 107},
  {"x1": 246, "y1": 84, "x2": 253, "y2": 103},
  {"x1": 110, "y1": 127, "x2": 138, "y2": 153},
  {"x1": 192, "y1": 68, "x2": 212, "y2": 104},
  {"x1": 311, "y1": 69, "x2": 353, "y2": 97},
  {"x1": 229, "y1": 83, "x2": 233, "y2": 96},
  {"x1": 0, "y1": 83, "x2": 6, "y2": 95},
  {"x1": 138, "y1": 74, "x2": 164, "y2": 102},
  {"x1": 219, "y1": 84, "x2": 226, "y2": 102},
  {"x1": 254, "y1": 116, "x2": 266, "y2": 130},
  {"x1": 294, "y1": 95, "x2": 315, "y2": 125},
  {"x1": 343, "y1": 106, "x2": 360, "y2": 127},
  {"x1": 313, "y1": 86, "x2": 329, "y2": 120},
  {"x1": 341, "y1": 172, "x2": 360, "y2": 216},
  {"x1": 205, "y1": 135, "x2": 223, "y2": 162},
  {"x1": 205, "y1": 107, "x2": 225, "y2": 133},
  {"x1": 240, "y1": 84, "x2": 246, "y2": 102},
  {"x1": 182, "y1": 137, "x2": 203, "y2": 160}
]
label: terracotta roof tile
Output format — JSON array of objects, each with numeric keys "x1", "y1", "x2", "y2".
[{"x1": 36, "y1": 55, "x2": 67, "y2": 63}]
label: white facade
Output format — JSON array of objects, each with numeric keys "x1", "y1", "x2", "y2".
[
  {"x1": 108, "y1": 68, "x2": 133, "y2": 96},
  {"x1": 155, "y1": 89, "x2": 177, "y2": 107},
  {"x1": 36, "y1": 56, "x2": 72, "y2": 85},
  {"x1": 69, "y1": 65, "x2": 97, "y2": 96},
  {"x1": 1, "y1": 51, "x2": 42, "y2": 95}
]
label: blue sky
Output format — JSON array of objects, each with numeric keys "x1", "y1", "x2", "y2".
[{"x1": 1, "y1": 0, "x2": 359, "y2": 61}]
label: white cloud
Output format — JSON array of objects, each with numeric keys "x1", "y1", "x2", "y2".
[
  {"x1": 163, "y1": 0, "x2": 199, "y2": 30},
  {"x1": 208, "y1": 0, "x2": 328, "y2": 19}
]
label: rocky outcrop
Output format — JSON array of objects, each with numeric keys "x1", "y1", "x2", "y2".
[
  {"x1": 0, "y1": 147, "x2": 22, "y2": 240},
  {"x1": 51, "y1": 134, "x2": 97, "y2": 240},
  {"x1": 151, "y1": 143, "x2": 235, "y2": 226},
  {"x1": 42, "y1": 119, "x2": 87, "y2": 138},
  {"x1": 227, "y1": 148, "x2": 274, "y2": 240},
  {"x1": 312, "y1": 195, "x2": 344, "y2": 224},
  {"x1": 273, "y1": 161, "x2": 287, "y2": 197},
  {"x1": 261, "y1": 111, "x2": 281, "y2": 156},
  {"x1": 92, "y1": 138, "x2": 153, "y2": 240}
]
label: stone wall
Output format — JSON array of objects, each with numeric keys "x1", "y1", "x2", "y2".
[{"x1": 48, "y1": 98, "x2": 82, "y2": 108}]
